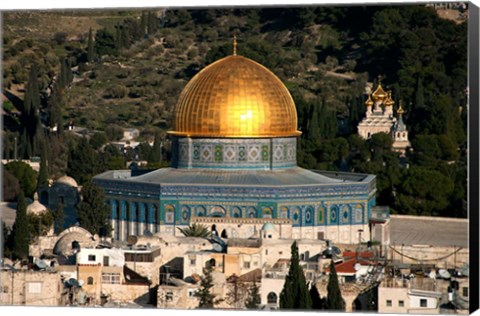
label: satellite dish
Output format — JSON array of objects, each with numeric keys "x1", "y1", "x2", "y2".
[
  {"x1": 67, "y1": 278, "x2": 79, "y2": 287},
  {"x1": 212, "y1": 243, "x2": 223, "y2": 252},
  {"x1": 439, "y1": 269, "x2": 451, "y2": 279},
  {"x1": 127, "y1": 235, "x2": 138, "y2": 245},
  {"x1": 354, "y1": 263, "x2": 361, "y2": 271},
  {"x1": 332, "y1": 246, "x2": 342, "y2": 255},
  {"x1": 429, "y1": 270, "x2": 436, "y2": 279},
  {"x1": 35, "y1": 260, "x2": 48, "y2": 270}
]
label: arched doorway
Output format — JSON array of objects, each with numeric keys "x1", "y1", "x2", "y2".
[{"x1": 267, "y1": 292, "x2": 278, "y2": 305}]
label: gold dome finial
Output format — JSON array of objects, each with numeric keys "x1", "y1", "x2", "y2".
[{"x1": 233, "y1": 34, "x2": 237, "y2": 56}]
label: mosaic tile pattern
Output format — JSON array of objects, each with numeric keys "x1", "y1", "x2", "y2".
[{"x1": 174, "y1": 137, "x2": 297, "y2": 169}]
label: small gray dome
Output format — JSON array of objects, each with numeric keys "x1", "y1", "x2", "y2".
[
  {"x1": 56, "y1": 176, "x2": 78, "y2": 188},
  {"x1": 261, "y1": 223, "x2": 276, "y2": 231},
  {"x1": 27, "y1": 194, "x2": 47, "y2": 215}
]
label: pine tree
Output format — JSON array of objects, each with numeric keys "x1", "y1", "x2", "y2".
[
  {"x1": 279, "y1": 241, "x2": 312, "y2": 310},
  {"x1": 326, "y1": 260, "x2": 345, "y2": 311},
  {"x1": 87, "y1": 28, "x2": 94, "y2": 63},
  {"x1": 194, "y1": 267, "x2": 221, "y2": 308},
  {"x1": 77, "y1": 181, "x2": 111, "y2": 235},
  {"x1": 245, "y1": 281, "x2": 261, "y2": 309},
  {"x1": 13, "y1": 190, "x2": 30, "y2": 259},
  {"x1": 55, "y1": 202, "x2": 65, "y2": 233}
]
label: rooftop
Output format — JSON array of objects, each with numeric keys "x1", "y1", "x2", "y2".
[
  {"x1": 95, "y1": 167, "x2": 373, "y2": 187},
  {"x1": 389, "y1": 215, "x2": 468, "y2": 248}
]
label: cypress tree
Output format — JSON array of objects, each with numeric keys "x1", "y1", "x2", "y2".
[
  {"x1": 279, "y1": 241, "x2": 312, "y2": 310},
  {"x1": 309, "y1": 282, "x2": 323, "y2": 309},
  {"x1": 245, "y1": 281, "x2": 261, "y2": 309},
  {"x1": 307, "y1": 104, "x2": 321, "y2": 147},
  {"x1": 115, "y1": 24, "x2": 122, "y2": 50},
  {"x1": 37, "y1": 147, "x2": 48, "y2": 188},
  {"x1": 22, "y1": 64, "x2": 40, "y2": 157},
  {"x1": 318, "y1": 100, "x2": 328, "y2": 139},
  {"x1": 87, "y1": 27, "x2": 94, "y2": 63},
  {"x1": 194, "y1": 267, "x2": 221, "y2": 308},
  {"x1": 326, "y1": 260, "x2": 345, "y2": 311},
  {"x1": 140, "y1": 12, "x2": 147, "y2": 37},
  {"x1": 148, "y1": 132, "x2": 163, "y2": 163},
  {"x1": 13, "y1": 190, "x2": 30, "y2": 259},
  {"x1": 77, "y1": 181, "x2": 111, "y2": 235}
]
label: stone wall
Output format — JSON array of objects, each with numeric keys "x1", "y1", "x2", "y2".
[
  {"x1": 387, "y1": 245, "x2": 469, "y2": 269},
  {"x1": 102, "y1": 283, "x2": 150, "y2": 303},
  {"x1": 0, "y1": 270, "x2": 62, "y2": 306}
]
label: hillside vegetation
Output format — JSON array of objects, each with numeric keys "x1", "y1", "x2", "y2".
[{"x1": 1, "y1": 5, "x2": 468, "y2": 218}]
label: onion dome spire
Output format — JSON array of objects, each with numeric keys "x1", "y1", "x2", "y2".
[
  {"x1": 365, "y1": 94, "x2": 374, "y2": 107},
  {"x1": 395, "y1": 101, "x2": 407, "y2": 132},
  {"x1": 372, "y1": 76, "x2": 388, "y2": 102},
  {"x1": 384, "y1": 91, "x2": 395, "y2": 106}
]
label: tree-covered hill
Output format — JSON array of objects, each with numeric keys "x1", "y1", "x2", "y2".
[{"x1": 1, "y1": 4, "x2": 468, "y2": 218}]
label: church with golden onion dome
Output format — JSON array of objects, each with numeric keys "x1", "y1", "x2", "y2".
[
  {"x1": 358, "y1": 80, "x2": 411, "y2": 156},
  {"x1": 93, "y1": 46, "x2": 379, "y2": 244}
]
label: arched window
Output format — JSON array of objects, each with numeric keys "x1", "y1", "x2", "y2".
[
  {"x1": 262, "y1": 207, "x2": 273, "y2": 219},
  {"x1": 232, "y1": 207, "x2": 241, "y2": 218},
  {"x1": 123, "y1": 201, "x2": 130, "y2": 240},
  {"x1": 196, "y1": 206, "x2": 206, "y2": 217},
  {"x1": 143, "y1": 203, "x2": 149, "y2": 224},
  {"x1": 87, "y1": 277, "x2": 94, "y2": 285},
  {"x1": 248, "y1": 207, "x2": 257, "y2": 218},
  {"x1": 305, "y1": 207, "x2": 314, "y2": 224},
  {"x1": 153, "y1": 204, "x2": 159, "y2": 233},
  {"x1": 135, "y1": 203, "x2": 140, "y2": 235},
  {"x1": 221, "y1": 229, "x2": 228, "y2": 238},
  {"x1": 267, "y1": 292, "x2": 278, "y2": 304}
]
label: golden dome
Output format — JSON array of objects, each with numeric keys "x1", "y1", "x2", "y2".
[
  {"x1": 384, "y1": 91, "x2": 395, "y2": 106},
  {"x1": 365, "y1": 95, "x2": 374, "y2": 107},
  {"x1": 372, "y1": 82, "x2": 388, "y2": 102},
  {"x1": 169, "y1": 55, "x2": 301, "y2": 138}
]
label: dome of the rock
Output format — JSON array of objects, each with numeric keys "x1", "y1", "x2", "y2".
[{"x1": 169, "y1": 55, "x2": 301, "y2": 138}]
